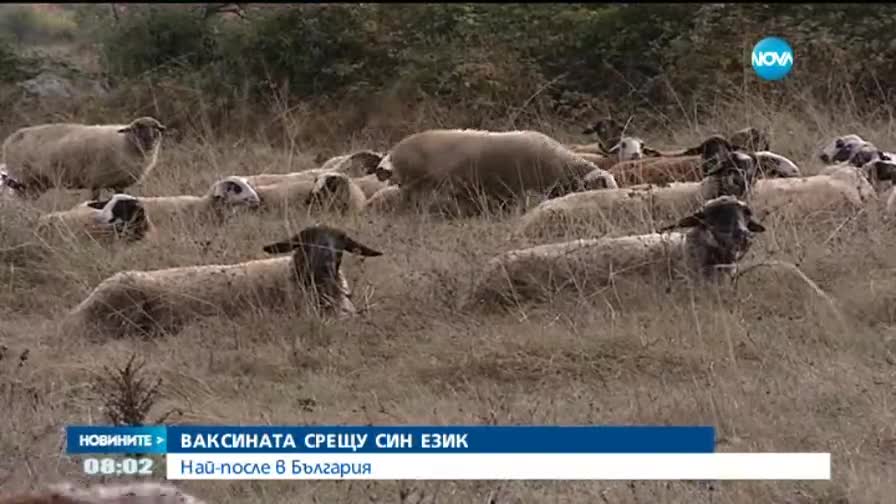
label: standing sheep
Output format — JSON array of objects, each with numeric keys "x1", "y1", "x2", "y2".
[
  {"x1": 66, "y1": 225, "x2": 384, "y2": 337},
  {"x1": 0, "y1": 481, "x2": 207, "y2": 504},
  {"x1": 473, "y1": 196, "x2": 766, "y2": 306},
  {"x1": 374, "y1": 129, "x2": 618, "y2": 214},
  {"x1": 3, "y1": 116, "x2": 166, "y2": 200},
  {"x1": 517, "y1": 150, "x2": 760, "y2": 241},
  {"x1": 37, "y1": 193, "x2": 154, "y2": 243}
]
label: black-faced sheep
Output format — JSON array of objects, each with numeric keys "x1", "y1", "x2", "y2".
[
  {"x1": 66, "y1": 225, "x2": 384, "y2": 337},
  {"x1": 473, "y1": 196, "x2": 766, "y2": 306},
  {"x1": 37, "y1": 193, "x2": 154, "y2": 243},
  {"x1": 818, "y1": 134, "x2": 868, "y2": 165},
  {"x1": 374, "y1": 129, "x2": 618, "y2": 214},
  {"x1": 0, "y1": 481, "x2": 207, "y2": 504},
  {"x1": 3, "y1": 116, "x2": 166, "y2": 200},
  {"x1": 518, "y1": 150, "x2": 760, "y2": 241}
]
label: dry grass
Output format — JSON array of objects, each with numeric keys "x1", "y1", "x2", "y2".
[{"x1": 1, "y1": 95, "x2": 896, "y2": 504}]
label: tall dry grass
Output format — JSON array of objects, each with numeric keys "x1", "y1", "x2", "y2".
[{"x1": 1, "y1": 89, "x2": 895, "y2": 503}]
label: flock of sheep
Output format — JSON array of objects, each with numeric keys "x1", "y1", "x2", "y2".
[{"x1": 0, "y1": 116, "x2": 891, "y2": 337}]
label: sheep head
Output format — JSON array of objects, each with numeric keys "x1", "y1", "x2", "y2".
[
  {"x1": 262, "y1": 225, "x2": 382, "y2": 301},
  {"x1": 581, "y1": 117, "x2": 625, "y2": 152},
  {"x1": 862, "y1": 156, "x2": 896, "y2": 185},
  {"x1": 819, "y1": 134, "x2": 865, "y2": 164},
  {"x1": 85, "y1": 193, "x2": 151, "y2": 241},
  {"x1": 729, "y1": 127, "x2": 770, "y2": 151},
  {"x1": 208, "y1": 176, "x2": 261, "y2": 208},
  {"x1": 306, "y1": 173, "x2": 354, "y2": 212},
  {"x1": 658, "y1": 196, "x2": 765, "y2": 278},
  {"x1": 752, "y1": 151, "x2": 801, "y2": 178},
  {"x1": 607, "y1": 136, "x2": 650, "y2": 161},
  {"x1": 119, "y1": 116, "x2": 166, "y2": 154},
  {"x1": 702, "y1": 151, "x2": 760, "y2": 199},
  {"x1": 341, "y1": 150, "x2": 384, "y2": 177}
]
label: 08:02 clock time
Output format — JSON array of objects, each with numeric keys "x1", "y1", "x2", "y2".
[{"x1": 83, "y1": 457, "x2": 154, "y2": 476}]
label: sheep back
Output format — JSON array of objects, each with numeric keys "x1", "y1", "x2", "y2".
[
  {"x1": 388, "y1": 129, "x2": 598, "y2": 201},
  {"x1": 749, "y1": 172, "x2": 873, "y2": 220},
  {"x1": 609, "y1": 156, "x2": 703, "y2": 186}
]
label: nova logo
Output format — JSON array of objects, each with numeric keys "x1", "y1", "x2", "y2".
[{"x1": 751, "y1": 37, "x2": 793, "y2": 81}]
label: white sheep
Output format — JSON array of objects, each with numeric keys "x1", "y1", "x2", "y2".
[
  {"x1": 518, "y1": 151, "x2": 759, "y2": 240},
  {"x1": 748, "y1": 164, "x2": 876, "y2": 219},
  {"x1": 363, "y1": 185, "x2": 402, "y2": 213},
  {"x1": 254, "y1": 172, "x2": 366, "y2": 214},
  {"x1": 374, "y1": 129, "x2": 618, "y2": 212},
  {"x1": 66, "y1": 225, "x2": 384, "y2": 337},
  {"x1": 245, "y1": 150, "x2": 383, "y2": 186},
  {"x1": 0, "y1": 481, "x2": 207, "y2": 504},
  {"x1": 115, "y1": 176, "x2": 260, "y2": 224},
  {"x1": 37, "y1": 193, "x2": 154, "y2": 243},
  {"x1": 473, "y1": 196, "x2": 766, "y2": 306},
  {"x1": 819, "y1": 134, "x2": 866, "y2": 165},
  {"x1": 3, "y1": 116, "x2": 166, "y2": 200}
]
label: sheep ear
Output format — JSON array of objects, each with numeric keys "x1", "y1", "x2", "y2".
[
  {"x1": 117, "y1": 126, "x2": 132, "y2": 133},
  {"x1": 659, "y1": 211, "x2": 704, "y2": 231},
  {"x1": 747, "y1": 219, "x2": 766, "y2": 233},
  {"x1": 607, "y1": 143, "x2": 620, "y2": 154},
  {"x1": 642, "y1": 146, "x2": 663, "y2": 157},
  {"x1": 86, "y1": 200, "x2": 109, "y2": 209},
  {"x1": 343, "y1": 236, "x2": 383, "y2": 257},
  {"x1": 262, "y1": 237, "x2": 300, "y2": 254}
]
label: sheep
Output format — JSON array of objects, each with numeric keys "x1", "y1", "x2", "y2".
[
  {"x1": 473, "y1": 196, "x2": 766, "y2": 306},
  {"x1": 3, "y1": 116, "x2": 166, "y2": 200},
  {"x1": 254, "y1": 172, "x2": 366, "y2": 214},
  {"x1": 374, "y1": 129, "x2": 618, "y2": 213},
  {"x1": 517, "y1": 150, "x2": 760, "y2": 240},
  {"x1": 748, "y1": 164, "x2": 876, "y2": 220},
  {"x1": 353, "y1": 173, "x2": 389, "y2": 198},
  {"x1": 818, "y1": 134, "x2": 869, "y2": 165},
  {"x1": 364, "y1": 185, "x2": 402, "y2": 213},
  {"x1": 37, "y1": 193, "x2": 154, "y2": 243},
  {"x1": 729, "y1": 127, "x2": 770, "y2": 151},
  {"x1": 605, "y1": 135, "x2": 735, "y2": 186},
  {"x1": 575, "y1": 117, "x2": 627, "y2": 153},
  {"x1": 0, "y1": 164, "x2": 24, "y2": 199},
  {"x1": 245, "y1": 149, "x2": 383, "y2": 186},
  {"x1": 66, "y1": 224, "x2": 384, "y2": 337},
  {"x1": 120, "y1": 176, "x2": 260, "y2": 223},
  {"x1": 0, "y1": 481, "x2": 207, "y2": 504},
  {"x1": 753, "y1": 151, "x2": 801, "y2": 178}
]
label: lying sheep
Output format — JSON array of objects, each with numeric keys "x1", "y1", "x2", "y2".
[
  {"x1": 753, "y1": 151, "x2": 801, "y2": 177},
  {"x1": 66, "y1": 225, "x2": 384, "y2": 337},
  {"x1": 748, "y1": 164, "x2": 876, "y2": 220},
  {"x1": 246, "y1": 150, "x2": 383, "y2": 186},
  {"x1": 254, "y1": 172, "x2": 366, "y2": 214},
  {"x1": 518, "y1": 150, "x2": 759, "y2": 240},
  {"x1": 818, "y1": 134, "x2": 874, "y2": 165},
  {"x1": 375, "y1": 129, "x2": 618, "y2": 212},
  {"x1": 3, "y1": 116, "x2": 166, "y2": 200},
  {"x1": 37, "y1": 193, "x2": 153, "y2": 243},
  {"x1": 124, "y1": 176, "x2": 260, "y2": 224},
  {"x1": 576, "y1": 117, "x2": 627, "y2": 153},
  {"x1": 0, "y1": 481, "x2": 207, "y2": 504},
  {"x1": 473, "y1": 196, "x2": 766, "y2": 306},
  {"x1": 364, "y1": 185, "x2": 402, "y2": 213},
  {"x1": 606, "y1": 135, "x2": 734, "y2": 186},
  {"x1": 729, "y1": 127, "x2": 770, "y2": 151},
  {"x1": 352, "y1": 173, "x2": 389, "y2": 198},
  {"x1": 0, "y1": 165, "x2": 23, "y2": 199}
]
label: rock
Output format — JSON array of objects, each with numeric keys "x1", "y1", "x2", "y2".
[{"x1": 18, "y1": 71, "x2": 110, "y2": 99}]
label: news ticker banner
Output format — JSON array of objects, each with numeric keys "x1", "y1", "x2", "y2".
[{"x1": 66, "y1": 425, "x2": 830, "y2": 480}]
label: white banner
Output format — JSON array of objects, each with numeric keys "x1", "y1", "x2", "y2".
[{"x1": 166, "y1": 453, "x2": 830, "y2": 480}]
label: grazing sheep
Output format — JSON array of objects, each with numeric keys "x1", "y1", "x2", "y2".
[
  {"x1": 0, "y1": 481, "x2": 207, "y2": 504},
  {"x1": 245, "y1": 150, "x2": 383, "y2": 186},
  {"x1": 518, "y1": 150, "x2": 759, "y2": 240},
  {"x1": 748, "y1": 164, "x2": 876, "y2": 220},
  {"x1": 474, "y1": 196, "x2": 765, "y2": 306},
  {"x1": 66, "y1": 225, "x2": 383, "y2": 337},
  {"x1": 374, "y1": 129, "x2": 618, "y2": 212},
  {"x1": 37, "y1": 193, "x2": 153, "y2": 243},
  {"x1": 729, "y1": 127, "x2": 770, "y2": 151},
  {"x1": 126, "y1": 176, "x2": 260, "y2": 223},
  {"x1": 3, "y1": 116, "x2": 166, "y2": 200}
]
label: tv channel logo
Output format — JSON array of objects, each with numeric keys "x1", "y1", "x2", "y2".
[{"x1": 751, "y1": 37, "x2": 793, "y2": 81}]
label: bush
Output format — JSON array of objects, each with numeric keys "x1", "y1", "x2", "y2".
[{"x1": 0, "y1": 5, "x2": 76, "y2": 45}]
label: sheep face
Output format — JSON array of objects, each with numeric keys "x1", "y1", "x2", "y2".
[
  {"x1": 342, "y1": 150, "x2": 384, "y2": 177},
  {"x1": 729, "y1": 127, "x2": 770, "y2": 151},
  {"x1": 862, "y1": 157, "x2": 896, "y2": 185},
  {"x1": 847, "y1": 142, "x2": 886, "y2": 167},
  {"x1": 0, "y1": 168, "x2": 24, "y2": 198},
  {"x1": 661, "y1": 196, "x2": 765, "y2": 276},
  {"x1": 703, "y1": 152, "x2": 758, "y2": 199},
  {"x1": 582, "y1": 168, "x2": 620, "y2": 191},
  {"x1": 262, "y1": 225, "x2": 383, "y2": 311},
  {"x1": 582, "y1": 117, "x2": 625, "y2": 150},
  {"x1": 608, "y1": 137, "x2": 646, "y2": 160},
  {"x1": 375, "y1": 153, "x2": 394, "y2": 182},
  {"x1": 819, "y1": 134, "x2": 865, "y2": 164},
  {"x1": 118, "y1": 116, "x2": 166, "y2": 154},
  {"x1": 306, "y1": 173, "x2": 353, "y2": 211},
  {"x1": 753, "y1": 151, "x2": 801, "y2": 178},
  {"x1": 85, "y1": 194, "x2": 151, "y2": 241},
  {"x1": 209, "y1": 176, "x2": 261, "y2": 208}
]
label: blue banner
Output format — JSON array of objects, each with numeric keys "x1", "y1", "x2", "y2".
[
  {"x1": 66, "y1": 425, "x2": 714, "y2": 454},
  {"x1": 67, "y1": 425, "x2": 167, "y2": 454}
]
